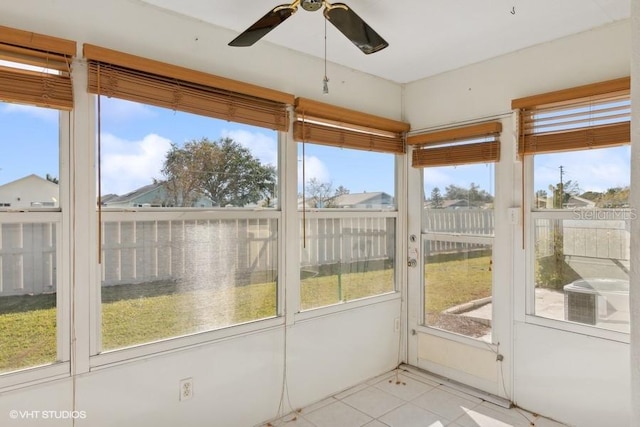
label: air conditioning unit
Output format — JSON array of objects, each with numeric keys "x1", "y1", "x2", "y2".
[{"x1": 564, "y1": 278, "x2": 629, "y2": 326}]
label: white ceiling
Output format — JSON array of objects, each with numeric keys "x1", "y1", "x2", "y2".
[{"x1": 138, "y1": 0, "x2": 629, "y2": 84}]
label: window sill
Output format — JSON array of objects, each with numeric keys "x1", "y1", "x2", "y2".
[
  {"x1": 523, "y1": 314, "x2": 630, "y2": 343},
  {"x1": 295, "y1": 291, "x2": 400, "y2": 323},
  {"x1": 90, "y1": 316, "x2": 284, "y2": 370},
  {"x1": 0, "y1": 362, "x2": 70, "y2": 393},
  {"x1": 414, "y1": 324, "x2": 498, "y2": 352}
]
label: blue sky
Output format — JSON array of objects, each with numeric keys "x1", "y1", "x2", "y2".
[
  {"x1": 0, "y1": 98, "x2": 631, "y2": 199},
  {"x1": 0, "y1": 103, "x2": 59, "y2": 183}
]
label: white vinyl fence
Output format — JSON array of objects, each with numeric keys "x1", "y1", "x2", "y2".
[
  {"x1": 2, "y1": 209, "x2": 628, "y2": 297},
  {"x1": 0, "y1": 222, "x2": 56, "y2": 297}
]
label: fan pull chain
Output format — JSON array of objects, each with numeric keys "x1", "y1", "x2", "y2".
[{"x1": 323, "y1": 18, "x2": 329, "y2": 94}]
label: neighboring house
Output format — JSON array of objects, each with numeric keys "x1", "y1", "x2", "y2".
[
  {"x1": 298, "y1": 191, "x2": 395, "y2": 209},
  {"x1": 0, "y1": 174, "x2": 59, "y2": 208},
  {"x1": 535, "y1": 194, "x2": 597, "y2": 209},
  {"x1": 102, "y1": 182, "x2": 214, "y2": 208},
  {"x1": 100, "y1": 193, "x2": 120, "y2": 205},
  {"x1": 441, "y1": 199, "x2": 470, "y2": 209},
  {"x1": 331, "y1": 192, "x2": 394, "y2": 209},
  {"x1": 565, "y1": 195, "x2": 597, "y2": 209},
  {"x1": 425, "y1": 199, "x2": 487, "y2": 209}
]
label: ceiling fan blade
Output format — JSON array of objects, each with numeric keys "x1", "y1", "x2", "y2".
[
  {"x1": 229, "y1": 5, "x2": 297, "y2": 47},
  {"x1": 323, "y1": 3, "x2": 388, "y2": 54}
]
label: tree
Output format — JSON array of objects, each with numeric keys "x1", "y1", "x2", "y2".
[
  {"x1": 444, "y1": 184, "x2": 467, "y2": 201},
  {"x1": 45, "y1": 173, "x2": 59, "y2": 184},
  {"x1": 160, "y1": 137, "x2": 276, "y2": 207},
  {"x1": 429, "y1": 187, "x2": 444, "y2": 208},
  {"x1": 444, "y1": 183, "x2": 493, "y2": 207},
  {"x1": 597, "y1": 186, "x2": 629, "y2": 208},
  {"x1": 305, "y1": 178, "x2": 333, "y2": 208},
  {"x1": 548, "y1": 179, "x2": 580, "y2": 208},
  {"x1": 161, "y1": 142, "x2": 206, "y2": 207},
  {"x1": 334, "y1": 185, "x2": 350, "y2": 197}
]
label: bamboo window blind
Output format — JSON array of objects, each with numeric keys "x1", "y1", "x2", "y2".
[
  {"x1": 512, "y1": 77, "x2": 630, "y2": 156},
  {"x1": 0, "y1": 25, "x2": 76, "y2": 110},
  {"x1": 293, "y1": 97, "x2": 410, "y2": 154},
  {"x1": 408, "y1": 121, "x2": 502, "y2": 168},
  {"x1": 84, "y1": 44, "x2": 294, "y2": 131}
]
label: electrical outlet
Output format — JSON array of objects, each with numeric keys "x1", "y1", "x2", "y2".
[{"x1": 179, "y1": 378, "x2": 193, "y2": 401}]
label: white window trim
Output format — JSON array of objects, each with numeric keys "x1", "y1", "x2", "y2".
[
  {"x1": 294, "y1": 291, "x2": 400, "y2": 322},
  {"x1": 91, "y1": 317, "x2": 284, "y2": 369}
]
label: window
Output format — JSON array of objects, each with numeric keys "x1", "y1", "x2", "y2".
[
  {"x1": 295, "y1": 98, "x2": 408, "y2": 311},
  {"x1": 86, "y1": 45, "x2": 291, "y2": 353},
  {"x1": 0, "y1": 25, "x2": 75, "y2": 376},
  {"x1": 298, "y1": 145, "x2": 397, "y2": 310},
  {"x1": 409, "y1": 121, "x2": 500, "y2": 341},
  {"x1": 513, "y1": 77, "x2": 631, "y2": 333}
]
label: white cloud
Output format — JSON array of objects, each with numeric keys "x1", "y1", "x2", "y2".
[
  {"x1": 221, "y1": 129, "x2": 277, "y2": 166},
  {"x1": 298, "y1": 155, "x2": 330, "y2": 189},
  {"x1": 535, "y1": 147, "x2": 630, "y2": 193},
  {"x1": 1, "y1": 103, "x2": 58, "y2": 122},
  {"x1": 424, "y1": 168, "x2": 454, "y2": 188},
  {"x1": 99, "y1": 97, "x2": 156, "y2": 122},
  {"x1": 100, "y1": 133, "x2": 172, "y2": 195}
]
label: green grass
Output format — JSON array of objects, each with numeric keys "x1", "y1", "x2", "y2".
[
  {"x1": 301, "y1": 268, "x2": 394, "y2": 310},
  {"x1": 424, "y1": 251, "x2": 493, "y2": 313},
  {"x1": 101, "y1": 281, "x2": 277, "y2": 350},
  {"x1": 0, "y1": 302, "x2": 57, "y2": 373}
]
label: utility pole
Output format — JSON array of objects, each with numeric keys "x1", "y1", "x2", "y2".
[{"x1": 558, "y1": 165, "x2": 565, "y2": 208}]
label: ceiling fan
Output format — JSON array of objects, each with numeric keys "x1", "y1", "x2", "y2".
[{"x1": 228, "y1": 0, "x2": 388, "y2": 55}]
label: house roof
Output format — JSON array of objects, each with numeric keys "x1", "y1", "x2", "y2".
[
  {"x1": 332, "y1": 192, "x2": 392, "y2": 207},
  {"x1": 0, "y1": 173, "x2": 58, "y2": 189},
  {"x1": 103, "y1": 182, "x2": 164, "y2": 204}
]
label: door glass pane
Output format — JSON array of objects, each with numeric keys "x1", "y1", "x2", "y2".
[
  {"x1": 424, "y1": 240, "x2": 492, "y2": 340},
  {"x1": 423, "y1": 163, "x2": 494, "y2": 340}
]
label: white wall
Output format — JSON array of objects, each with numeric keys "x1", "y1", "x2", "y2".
[
  {"x1": 405, "y1": 20, "x2": 630, "y2": 129},
  {"x1": 405, "y1": 19, "x2": 632, "y2": 427},
  {"x1": 0, "y1": 1, "x2": 403, "y2": 426}
]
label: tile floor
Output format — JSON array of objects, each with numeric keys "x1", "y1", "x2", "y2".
[{"x1": 260, "y1": 369, "x2": 568, "y2": 427}]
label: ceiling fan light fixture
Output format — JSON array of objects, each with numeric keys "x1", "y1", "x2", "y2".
[{"x1": 300, "y1": 0, "x2": 323, "y2": 12}]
